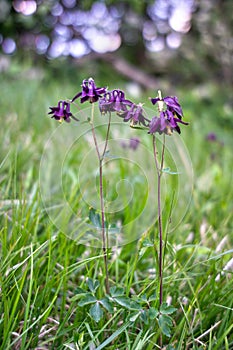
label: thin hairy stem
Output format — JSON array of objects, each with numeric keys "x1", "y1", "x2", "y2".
[
  {"x1": 90, "y1": 105, "x2": 101, "y2": 160},
  {"x1": 99, "y1": 159, "x2": 110, "y2": 294},
  {"x1": 152, "y1": 134, "x2": 166, "y2": 301},
  {"x1": 90, "y1": 104, "x2": 110, "y2": 294},
  {"x1": 152, "y1": 134, "x2": 160, "y2": 174},
  {"x1": 153, "y1": 135, "x2": 163, "y2": 307},
  {"x1": 101, "y1": 113, "x2": 112, "y2": 251},
  {"x1": 153, "y1": 134, "x2": 166, "y2": 348},
  {"x1": 159, "y1": 134, "x2": 166, "y2": 305},
  {"x1": 102, "y1": 112, "x2": 112, "y2": 159}
]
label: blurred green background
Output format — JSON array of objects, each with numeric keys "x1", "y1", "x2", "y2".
[{"x1": 0, "y1": 0, "x2": 232, "y2": 86}]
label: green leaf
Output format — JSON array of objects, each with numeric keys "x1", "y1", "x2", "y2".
[
  {"x1": 81, "y1": 119, "x2": 90, "y2": 124},
  {"x1": 130, "y1": 300, "x2": 141, "y2": 310},
  {"x1": 89, "y1": 207, "x2": 101, "y2": 228},
  {"x1": 142, "y1": 238, "x2": 154, "y2": 247},
  {"x1": 70, "y1": 287, "x2": 87, "y2": 301},
  {"x1": 148, "y1": 292, "x2": 157, "y2": 302},
  {"x1": 109, "y1": 286, "x2": 124, "y2": 297},
  {"x1": 100, "y1": 298, "x2": 114, "y2": 313},
  {"x1": 162, "y1": 167, "x2": 180, "y2": 175},
  {"x1": 158, "y1": 314, "x2": 173, "y2": 337},
  {"x1": 78, "y1": 293, "x2": 96, "y2": 307},
  {"x1": 160, "y1": 302, "x2": 177, "y2": 315},
  {"x1": 139, "y1": 310, "x2": 148, "y2": 324},
  {"x1": 87, "y1": 278, "x2": 100, "y2": 293},
  {"x1": 89, "y1": 302, "x2": 103, "y2": 323},
  {"x1": 75, "y1": 287, "x2": 86, "y2": 295},
  {"x1": 148, "y1": 307, "x2": 159, "y2": 319},
  {"x1": 77, "y1": 331, "x2": 85, "y2": 347},
  {"x1": 129, "y1": 125, "x2": 147, "y2": 130},
  {"x1": 114, "y1": 296, "x2": 132, "y2": 309},
  {"x1": 139, "y1": 247, "x2": 147, "y2": 257},
  {"x1": 95, "y1": 321, "x2": 131, "y2": 350},
  {"x1": 129, "y1": 312, "x2": 141, "y2": 322},
  {"x1": 140, "y1": 294, "x2": 147, "y2": 302},
  {"x1": 108, "y1": 224, "x2": 120, "y2": 234},
  {"x1": 103, "y1": 150, "x2": 117, "y2": 159}
]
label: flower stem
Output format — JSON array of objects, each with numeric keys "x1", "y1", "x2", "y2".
[
  {"x1": 153, "y1": 134, "x2": 165, "y2": 348},
  {"x1": 90, "y1": 104, "x2": 110, "y2": 294},
  {"x1": 152, "y1": 134, "x2": 166, "y2": 305},
  {"x1": 99, "y1": 158, "x2": 110, "y2": 294}
]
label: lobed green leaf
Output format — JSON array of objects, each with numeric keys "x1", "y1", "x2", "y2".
[
  {"x1": 89, "y1": 207, "x2": 101, "y2": 228},
  {"x1": 78, "y1": 293, "x2": 97, "y2": 307},
  {"x1": 160, "y1": 302, "x2": 177, "y2": 315},
  {"x1": 158, "y1": 314, "x2": 173, "y2": 337},
  {"x1": 89, "y1": 302, "x2": 103, "y2": 323}
]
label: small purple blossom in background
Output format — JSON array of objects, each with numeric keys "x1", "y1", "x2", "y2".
[
  {"x1": 72, "y1": 77, "x2": 106, "y2": 103},
  {"x1": 48, "y1": 100, "x2": 74, "y2": 123},
  {"x1": 129, "y1": 137, "x2": 140, "y2": 150},
  {"x1": 206, "y1": 132, "x2": 217, "y2": 142},
  {"x1": 205, "y1": 132, "x2": 224, "y2": 161},
  {"x1": 99, "y1": 89, "x2": 133, "y2": 114},
  {"x1": 121, "y1": 137, "x2": 140, "y2": 151}
]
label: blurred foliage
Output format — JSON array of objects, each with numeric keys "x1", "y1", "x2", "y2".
[{"x1": 0, "y1": 0, "x2": 232, "y2": 85}]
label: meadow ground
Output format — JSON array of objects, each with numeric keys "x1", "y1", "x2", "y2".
[{"x1": 0, "y1": 62, "x2": 233, "y2": 349}]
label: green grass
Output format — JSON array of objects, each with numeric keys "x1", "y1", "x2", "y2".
[{"x1": 0, "y1": 64, "x2": 233, "y2": 349}]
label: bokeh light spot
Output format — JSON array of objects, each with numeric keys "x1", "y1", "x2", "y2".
[
  {"x1": 2, "y1": 38, "x2": 16, "y2": 54},
  {"x1": 146, "y1": 37, "x2": 164, "y2": 52},
  {"x1": 35, "y1": 35, "x2": 50, "y2": 54},
  {"x1": 13, "y1": 0, "x2": 37, "y2": 16},
  {"x1": 89, "y1": 33, "x2": 121, "y2": 53},
  {"x1": 69, "y1": 39, "x2": 90, "y2": 58},
  {"x1": 166, "y1": 32, "x2": 182, "y2": 49}
]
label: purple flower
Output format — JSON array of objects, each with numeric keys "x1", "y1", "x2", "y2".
[
  {"x1": 129, "y1": 137, "x2": 140, "y2": 150},
  {"x1": 48, "y1": 100, "x2": 75, "y2": 123},
  {"x1": 119, "y1": 103, "x2": 150, "y2": 127},
  {"x1": 206, "y1": 132, "x2": 217, "y2": 142},
  {"x1": 150, "y1": 91, "x2": 188, "y2": 134},
  {"x1": 72, "y1": 77, "x2": 106, "y2": 103},
  {"x1": 151, "y1": 95, "x2": 183, "y2": 119},
  {"x1": 120, "y1": 137, "x2": 140, "y2": 151},
  {"x1": 148, "y1": 116, "x2": 162, "y2": 134},
  {"x1": 99, "y1": 89, "x2": 133, "y2": 114},
  {"x1": 149, "y1": 111, "x2": 188, "y2": 135}
]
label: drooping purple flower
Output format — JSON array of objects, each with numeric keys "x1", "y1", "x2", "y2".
[
  {"x1": 99, "y1": 89, "x2": 133, "y2": 114},
  {"x1": 164, "y1": 96, "x2": 183, "y2": 119},
  {"x1": 119, "y1": 103, "x2": 150, "y2": 127},
  {"x1": 166, "y1": 109, "x2": 189, "y2": 133},
  {"x1": 150, "y1": 91, "x2": 188, "y2": 134},
  {"x1": 151, "y1": 95, "x2": 183, "y2": 119},
  {"x1": 148, "y1": 110, "x2": 188, "y2": 135},
  {"x1": 48, "y1": 100, "x2": 75, "y2": 123},
  {"x1": 72, "y1": 77, "x2": 106, "y2": 103},
  {"x1": 148, "y1": 116, "x2": 162, "y2": 134}
]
